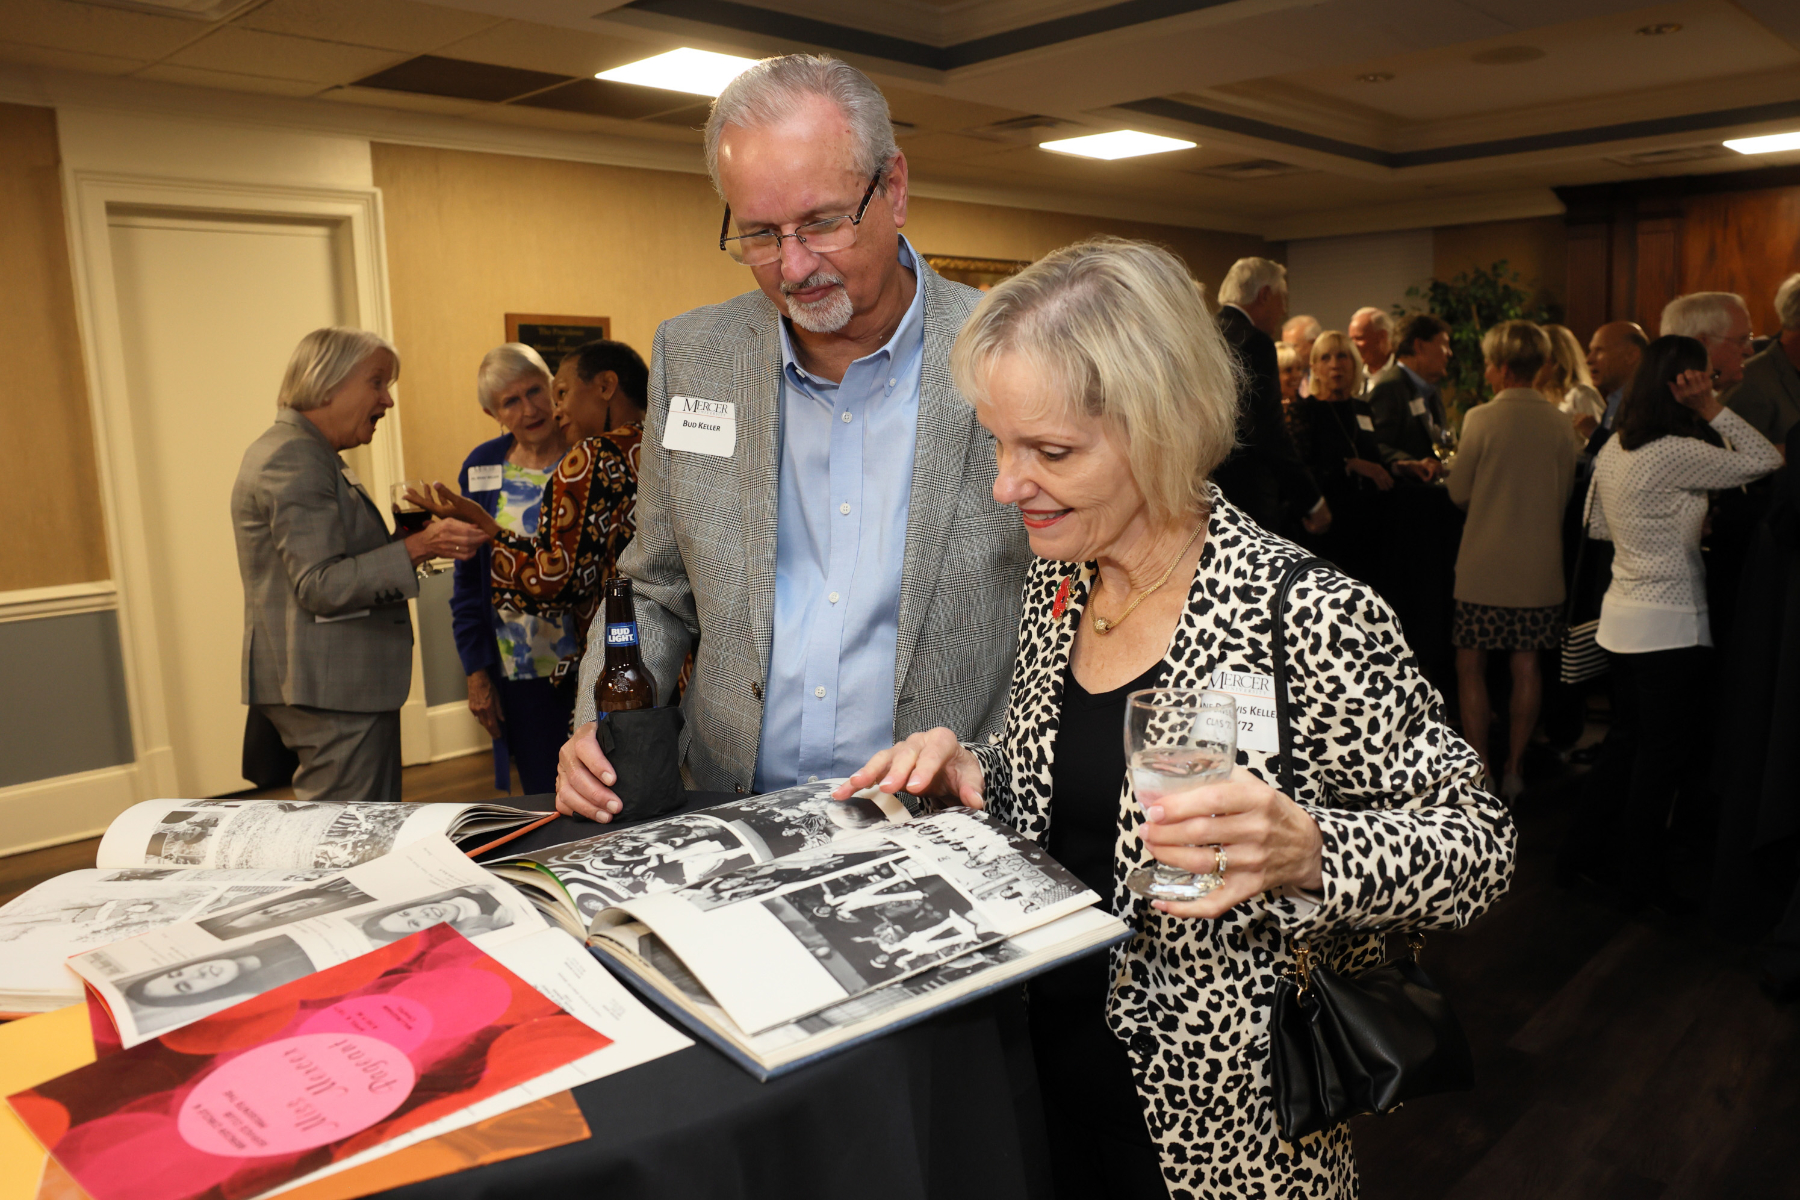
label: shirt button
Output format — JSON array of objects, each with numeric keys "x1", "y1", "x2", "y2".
[
  {"x1": 841, "y1": 411, "x2": 852, "y2": 423},
  {"x1": 888, "y1": 378, "x2": 896, "y2": 387},
  {"x1": 814, "y1": 686, "x2": 826, "y2": 698},
  {"x1": 808, "y1": 775, "x2": 818, "y2": 783},
  {"x1": 839, "y1": 502, "x2": 851, "y2": 515},
  {"x1": 828, "y1": 591, "x2": 840, "y2": 604}
]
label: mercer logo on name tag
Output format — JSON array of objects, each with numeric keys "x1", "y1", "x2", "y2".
[
  {"x1": 1209, "y1": 669, "x2": 1279, "y2": 753},
  {"x1": 663, "y1": 395, "x2": 737, "y2": 457}
]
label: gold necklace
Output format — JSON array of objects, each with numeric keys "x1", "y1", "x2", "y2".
[{"x1": 1090, "y1": 523, "x2": 1205, "y2": 635}]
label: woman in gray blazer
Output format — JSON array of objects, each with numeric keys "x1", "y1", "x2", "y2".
[{"x1": 231, "y1": 328, "x2": 485, "y2": 802}]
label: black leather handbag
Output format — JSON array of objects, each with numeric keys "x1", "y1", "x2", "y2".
[{"x1": 1264, "y1": 557, "x2": 1475, "y2": 1141}]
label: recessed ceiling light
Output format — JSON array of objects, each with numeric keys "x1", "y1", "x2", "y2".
[
  {"x1": 1725, "y1": 131, "x2": 1800, "y2": 155},
  {"x1": 1038, "y1": 130, "x2": 1197, "y2": 160},
  {"x1": 1356, "y1": 71, "x2": 1396, "y2": 83},
  {"x1": 1635, "y1": 22, "x2": 1682, "y2": 35},
  {"x1": 596, "y1": 48, "x2": 759, "y2": 97}
]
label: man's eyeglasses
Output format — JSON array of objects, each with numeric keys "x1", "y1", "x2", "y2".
[{"x1": 719, "y1": 170, "x2": 884, "y2": 267}]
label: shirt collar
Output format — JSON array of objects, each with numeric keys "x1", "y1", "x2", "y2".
[
  {"x1": 778, "y1": 235, "x2": 925, "y2": 390},
  {"x1": 1399, "y1": 362, "x2": 1436, "y2": 398}
]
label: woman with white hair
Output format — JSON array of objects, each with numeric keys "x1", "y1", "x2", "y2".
[
  {"x1": 835, "y1": 238, "x2": 1515, "y2": 1198},
  {"x1": 446, "y1": 342, "x2": 576, "y2": 794},
  {"x1": 232, "y1": 328, "x2": 484, "y2": 802}
]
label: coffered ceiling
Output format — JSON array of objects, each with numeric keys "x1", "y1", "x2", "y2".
[{"x1": 3, "y1": 0, "x2": 1797, "y2": 238}]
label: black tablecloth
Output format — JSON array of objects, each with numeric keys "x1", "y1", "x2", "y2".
[{"x1": 375, "y1": 792, "x2": 1052, "y2": 1200}]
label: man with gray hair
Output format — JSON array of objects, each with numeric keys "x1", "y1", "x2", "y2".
[
  {"x1": 1348, "y1": 306, "x2": 1395, "y2": 391},
  {"x1": 1214, "y1": 257, "x2": 1327, "y2": 534},
  {"x1": 1724, "y1": 273, "x2": 1800, "y2": 450},
  {"x1": 1662, "y1": 291, "x2": 1755, "y2": 392},
  {"x1": 555, "y1": 54, "x2": 1030, "y2": 817},
  {"x1": 1281, "y1": 314, "x2": 1321, "y2": 397}
]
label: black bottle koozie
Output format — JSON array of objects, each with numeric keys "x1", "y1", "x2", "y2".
[{"x1": 594, "y1": 707, "x2": 686, "y2": 821}]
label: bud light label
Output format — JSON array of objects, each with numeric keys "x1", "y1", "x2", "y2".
[{"x1": 607, "y1": 622, "x2": 639, "y2": 647}]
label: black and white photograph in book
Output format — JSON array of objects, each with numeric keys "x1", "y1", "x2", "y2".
[
  {"x1": 0, "y1": 887, "x2": 216, "y2": 944},
  {"x1": 195, "y1": 875, "x2": 374, "y2": 938},
  {"x1": 900, "y1": 812, "x2": 1085, "y2": 917},
  {"x1": 548, "y1": 816, "x2": 758, "y2": 916},
  {"x1": 762, "y1": 859, "x2": 1001, "y2": 994},
  {"x1": 144, "y1": 810, "x2": 228, "y2": 866},
  {"x1": 312, "y1": 804, "x2": 418, "y2": 869},
  {"x1": 358, "y1": 886, "x2": 514, "y2": 944},
  {"x1": 112, "y1": 934, "x2": 316, "y2": 1034},
  {"x1": 703, "y1": 788, "x2": 899, "y2": 861},
  {"x1": 683, "y1": 846, "x2": 896, "y2": 913}
]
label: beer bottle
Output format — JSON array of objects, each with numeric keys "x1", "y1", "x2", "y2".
[{"x1": 596, "y1": 576, "x2": 655, "y2": 713}]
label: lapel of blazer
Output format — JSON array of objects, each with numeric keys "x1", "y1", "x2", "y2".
[
  {"x1": 735, "y1": 303, "x2": 786, "y2": 682},
  {"x1": 894, "y1": 263, "x2": 978, "y2": 701}
]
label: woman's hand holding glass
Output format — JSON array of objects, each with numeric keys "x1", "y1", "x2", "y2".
[
  {"x1": 1138, "y1": 766, "x2": 1326, "y2": 919},
  {"x1": 831, "y1": 727, "x2": 986, "y2": 810}
]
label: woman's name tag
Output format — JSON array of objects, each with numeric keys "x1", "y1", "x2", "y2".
[
  {"x1": 468, "y1": 465, "x2": 503, "y2": 491},
  {"x1": 1209, "y1": 669, "x2": 1279, "y2": 753},
  {"x1": 663, "y1": 396, "x2": 736, "y2": 457}
]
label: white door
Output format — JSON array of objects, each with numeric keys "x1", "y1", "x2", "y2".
[{"x1": 108, "y1": 213, "x2": 355, "y2": 797}]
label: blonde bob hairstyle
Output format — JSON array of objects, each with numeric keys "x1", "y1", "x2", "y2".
[
  {"x1": 1481, "y1": 320, "x2": 1551, "y2": 384},
  {"x1": 277, "y1": 327, "x2": 399, "y2": 413},
  {"x1": 950, "y1": 236, "x2": 1241, "y2": 526},
  {"x1": 1534, "y1": 323, "x2": 1593, "y2": 402},
  {"x1": 1308, "y1": 330, "x2": 1366, "y2": 396},
  {"x1": 476, "y1": 343, "x2": 553, "y2": 415}
]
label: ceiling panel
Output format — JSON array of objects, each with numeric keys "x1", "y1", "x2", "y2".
[
  {"x1": 235, "y1": 0, "x2": 506, "y2": 54},
  {"x1": 165, "y1": 27, "x2": 407, "y2": 84},
  {"x1": 433, "y1": 18, "x2": 659, "y2": 78},
  {"x1": 3, "y1": 0, "x2": 208, "y2": 59},
  {"x1": 0, "y1": 38, "x2": 148, "y2": 75},
  {"x1": 351, "y1": 53, "x2": 574, "y2": 101},
  {"x1": 135, "y1": 62, "x2": 329, "y2": 96},
  {"x1": 513, "y1": 77, "x2": 697, "y2": 119}
]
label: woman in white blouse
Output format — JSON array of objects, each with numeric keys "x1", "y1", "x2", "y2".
[{"x1": 1560, "y1": 334, "x2": 1781, "y2": 902}]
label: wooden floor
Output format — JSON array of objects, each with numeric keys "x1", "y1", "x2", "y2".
[{"x1": 3, "y1": 753, "x2": 1794, "y2": 1196}]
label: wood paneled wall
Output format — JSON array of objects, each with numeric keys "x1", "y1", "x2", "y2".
[
  {"x1": 0, "y1": 103, "x2": 109, "y2": 591},
  {"x1": 1558, "y1": 167, "x2": 1800, "y2": 341},
  {"x1": 372, "y1": 141, "x2": 1273, "y2": 489}
]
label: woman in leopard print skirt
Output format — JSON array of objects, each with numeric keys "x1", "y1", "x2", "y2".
[{"x1": 837, "y1": 238, "x2": 1516, "y2": 1199}]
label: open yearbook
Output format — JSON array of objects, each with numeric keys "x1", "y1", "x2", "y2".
[
  {"x1": 487, "y1": 782, "x2": 1131, "y2": 1079},
  {"x1": 0, "y1": 798, "x2": 554, "y2": 1014}
]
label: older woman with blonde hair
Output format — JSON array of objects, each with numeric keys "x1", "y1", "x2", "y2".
[
  {"x1": 232, "y1": 328, "x2": 484, "y2": 802},
  {"x1": 1446, "y1": 321, "x2": 1577, "y2": 798},
  {"x1": 1286, "y1": 330, "x2": 1390, "y2": 581},
  {"x1": 835, "y1": 238, "x2": 1515, "y2": 1198}
]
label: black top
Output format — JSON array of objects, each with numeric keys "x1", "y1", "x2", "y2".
[
  {"x1": 1290, "y1": 395, "x2": 1385, "y2": 494},
  {"x1": 1035, "y1": 655, "x2": 1167, "y2": 1009}
]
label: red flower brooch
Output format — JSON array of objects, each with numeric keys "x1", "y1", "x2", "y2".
[{"x1": 1051, "y1": 575, "x2": 1073, "y2": 621}]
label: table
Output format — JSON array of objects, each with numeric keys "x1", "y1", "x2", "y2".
[{"x1": 376, "y1": 793, "x2": 1053, "y2": 1200}]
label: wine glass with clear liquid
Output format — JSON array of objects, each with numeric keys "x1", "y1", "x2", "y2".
[{"x1": 1125, "y1": 689, "x2": 1237, "y2": 901}]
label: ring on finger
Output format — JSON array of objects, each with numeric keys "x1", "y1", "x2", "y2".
[{"x1": 1212, "y1": 845, "x2": 1228, "y2": 878}]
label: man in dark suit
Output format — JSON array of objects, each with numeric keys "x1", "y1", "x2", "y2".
[
  {"x1": 1367, "y1": 312, "x2": 1452, "y2": 483},
  {"x1": 1212, "y1": 257, "x2": 1328, "y2": 535}
]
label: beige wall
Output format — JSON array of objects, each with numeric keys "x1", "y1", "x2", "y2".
[
  {"x1": 0, "y1": 103, "x2": 108, "y2": 591},
  {"x1": 1433, "y1": 215, "x2": 1568, "y2": 317},
  {"x1": 372, "y1": 141, "x2": 1273, "y2": 487}
]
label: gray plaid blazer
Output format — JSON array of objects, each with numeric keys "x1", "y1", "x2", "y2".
[
  {"x1": 233, "y1": 410, "x2": 417, "y2": 712},
  {"x1": 576, "y1": 261, "x2": 1032, "y2": 793}
]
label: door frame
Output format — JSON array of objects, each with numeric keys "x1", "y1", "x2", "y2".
[{"x1": 63, "y1": 172, "x2": 428, "y2": 801}]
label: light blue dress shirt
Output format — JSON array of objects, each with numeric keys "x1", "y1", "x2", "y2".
[{"x1": 752, "y1": 237, "x2": 926, "y2": 791}]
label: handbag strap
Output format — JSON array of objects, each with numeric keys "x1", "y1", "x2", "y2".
[{"x1": 1270, "y1": 556, "x2": 1332, "y2": 802}]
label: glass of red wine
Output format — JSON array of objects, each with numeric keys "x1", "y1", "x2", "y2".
[{"x1": 391, "y1": 481, "x2": 445, "y2": 577}]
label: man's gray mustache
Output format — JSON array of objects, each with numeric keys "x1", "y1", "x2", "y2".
[{"x1": 781, "y1": 273, "x2": 844, "y2": 297}]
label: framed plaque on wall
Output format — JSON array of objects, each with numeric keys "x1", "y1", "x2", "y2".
[
  {"x1": 505, "y1": 314, "x2": 613, "y2": 370},
  {"x1": 922, "y1": 255, "x2": 1032, "y2": 292}
]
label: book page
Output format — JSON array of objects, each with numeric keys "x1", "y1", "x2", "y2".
[
  {"x1": 95, "y1": 800, "x2": 482, "y2": 872},
  {"x1": 502, "y1": 780, "x2": 912, "y2": 922},
  {"x1": 609, "y1": 808, "x2": 1096, "y2": 1034},
  {"x1": 68, "y1": 837, "x2": 549, "y2": 1048},
  {"x1": 0, "y1": 868, "x2": 336, "y2": 1010}
]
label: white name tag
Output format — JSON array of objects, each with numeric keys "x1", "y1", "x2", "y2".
[
  {"x1": 663, "y1": 396, "x2": 737, "y2": 457},
  {"x1": 468, "y1": 464, "x2": 503, "y2": 491},
  {"x1": 315, "y1": 609, "x2": 370, "y2": 624},
  {"x1": 1209, "y1": 669, "x2": 1279, "y2": 753},
  {"x1": 1408, "y1": 397, "x2": 1428, "y2": 417},
  {"x1": 1356, "y1": 414, "x2": 1375, "y2": 432}
]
